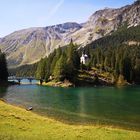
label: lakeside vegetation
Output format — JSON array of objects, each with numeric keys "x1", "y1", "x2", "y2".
[{"x1": 0, "y1": 100, "x2": 140, "y2": 140}]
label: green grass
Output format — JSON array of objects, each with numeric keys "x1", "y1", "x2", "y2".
[{"x1": 0, "y1": 100, "x2": 140, "y2": 140}]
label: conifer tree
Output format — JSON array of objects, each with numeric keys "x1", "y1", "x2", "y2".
[
  {"x1": 0, "y1": 50, "x2": 8, "y2": 81},
  {"x1": 35, "y1": 58, "x2": 46, "y2": 80},
  {"x1": 53, "y1": 52, "x2": 66, "y2": 81}
]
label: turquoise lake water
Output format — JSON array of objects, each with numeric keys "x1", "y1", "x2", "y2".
[{"x1": 0, "y1": 83, "x2": 140, "y2": 130}]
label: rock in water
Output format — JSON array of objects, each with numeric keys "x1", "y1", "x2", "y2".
[{"x1": 26, "y1": 106, "x2": 33, "y2": 111}]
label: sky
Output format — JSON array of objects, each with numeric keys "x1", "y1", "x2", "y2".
[{"x1": 0, "y1": 0, "x2": 135, "y2": 37}]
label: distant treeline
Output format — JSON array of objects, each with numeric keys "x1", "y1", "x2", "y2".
[{"x1": 9, "y1": 64, "x2": 38, "y2": 77}]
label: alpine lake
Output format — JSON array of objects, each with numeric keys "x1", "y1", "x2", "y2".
[{"x1": 0, "y1": 79, "x2": 140, "y2": 131}]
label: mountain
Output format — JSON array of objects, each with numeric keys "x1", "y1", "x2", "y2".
[
  {"x1": 10, "y1": 25, "x2": 140, "y2": 84},
  {"x1": 84, "y1": 25, "x2": 140, "y2": 52},
  {"x1": 71, "y1": 1, "x2": 140, "y2": 46},
  {"x1": 0, "y1": 23, "x2": 82, "y2": 67},
  {"x1": 0, "y1": 0, "x2": 140, "y2": 68}
]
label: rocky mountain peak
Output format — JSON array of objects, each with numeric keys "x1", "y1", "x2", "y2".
[
  {"x1": 52, "y1": 22, "x2": 82, "y2": 29},
  {"x1": 0, "y1": 1, "x2": 139, "y2": 68}
]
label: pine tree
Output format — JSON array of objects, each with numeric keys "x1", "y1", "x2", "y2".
[
  {"x1": 53, "y1": 52, "x2": 66, "y2": 81},
  {"x1": 65, "y1": 40, "x2": 80, "y2": 82},
  {"x1": 35, "y1": 58, "x2": 46, "y2": 80},
  {"x1": 111, "y1": 51, "x2": 116, "y2": 69},
  {"x1": 50, "y1": 48, "x2": 62, "y2": 74},
  {"x1": 134, "y1": 58, "x2": 140, "y2": 83},
  {"x1": 123, "y1": 56, "x2": 132, "y2": 82},
  {"x1": 67, "y1": 39, "x2": 80, "y2": 69},
  {"x1": 0, "y1": 50, "x2": 8, "y2": 81}
]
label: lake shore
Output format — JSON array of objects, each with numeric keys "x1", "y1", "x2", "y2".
[
  {"x1": 0, "y1": 100, "x2": 140, "y2": 140},
  {"x1": 39, "y1": 80, "x2": 129, "y2": 88},
  {"x1": 0, "y1": 81, "x2": 19, "y2": 87},
  {"x1": 40, "y1": 80, "x2": 74, "y2": 87}
]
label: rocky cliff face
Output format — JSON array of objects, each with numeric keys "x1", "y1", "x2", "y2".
[
  {"x1": 69, "y1": 1, "x2": 140, "y2": 46},
  {"x1": 0, "y1": 1, "x2": 140, "y2": 68}
]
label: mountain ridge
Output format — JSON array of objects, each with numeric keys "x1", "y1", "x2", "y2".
[{"x1": 0, "y1": 0, "x2": 140, "y2": 68}]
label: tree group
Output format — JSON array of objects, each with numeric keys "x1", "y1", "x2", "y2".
[
  {"x1": 82, "y1": 25, "x2": 140, "y2": 84},
  {"x1": 35, "y1": 40, "x2": 80, "y2": 83}
]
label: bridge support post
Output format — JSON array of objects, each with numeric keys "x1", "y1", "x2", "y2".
[
  {"x1": 40, "y1": 79, "x2": 43, "y2": 85},
  {"x1": 17, "y1": 79, "x2": 21, "y2": 84},
  {"x1": 28, "y1": 78, "x2": 32, "y2": 84}
]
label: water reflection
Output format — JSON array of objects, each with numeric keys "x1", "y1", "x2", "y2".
[
  {"x1": 0, "y1": 85, "x2": 140, "y2": 129},
  {"x1": 0, "y1": 86, "x2": 8, "y2": 98},
  {"x1": 78, "y1": 90, "x2": 85, "y2": 114}
]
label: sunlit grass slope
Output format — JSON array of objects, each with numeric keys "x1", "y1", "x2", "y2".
[{"x1": 0, "y1": 100, "x2": 140, "y2": 140}]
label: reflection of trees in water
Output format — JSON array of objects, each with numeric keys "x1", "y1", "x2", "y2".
[
  {"x1": 49, "y1": 87, "x2": 80, "y2": 112},
  {"x1": 0, "y1": 86, "x2": 8, "y2": 98}
]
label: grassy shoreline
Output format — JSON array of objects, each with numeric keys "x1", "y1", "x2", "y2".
[{"x1": 0, "y1": 100, "x2": 140, "y2": 140}]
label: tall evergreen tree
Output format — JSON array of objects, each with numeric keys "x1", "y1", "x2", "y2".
[
  {"x1": 134, "y1": 58, "x2": 140, "y2": 83},
  {"x1": 35, "y1": 58, "x2": 46, "y2": 80},
  {"x1": 50, "y1": 47, "x2": 62, "y2": 74},
  {"x1": 0, "y1": 50, "x2": 8, "y2": 81},
  {"x1": 53, "y1": 52, "x2": 66, "y2": 81}
]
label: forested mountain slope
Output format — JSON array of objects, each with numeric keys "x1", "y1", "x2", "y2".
[{"x1": 82, "y1": 25, "x2": 140, "y2": 84}]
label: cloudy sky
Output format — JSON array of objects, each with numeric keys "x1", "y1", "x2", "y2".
[{"x1": 0, "y1": 0, "x2": 134, "y2": 37}]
